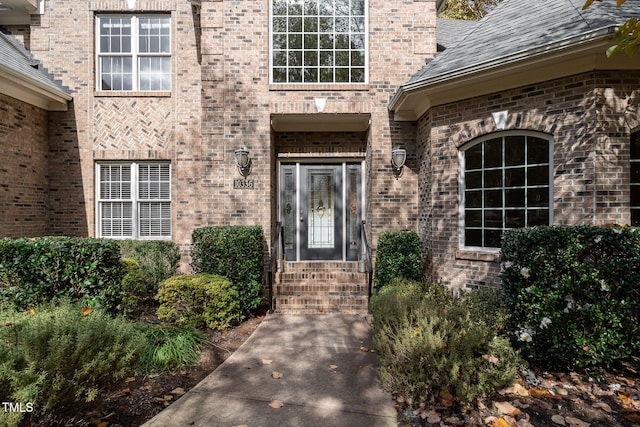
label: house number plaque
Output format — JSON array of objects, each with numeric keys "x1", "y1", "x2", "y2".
[{"x1": 234, "y1": 178, "x2": 255, "y2": 189}]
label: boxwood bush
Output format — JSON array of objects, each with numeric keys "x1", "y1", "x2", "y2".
[
  {"x1": 375, "y1": 230, "x2": 423, "y2": 288},
  {"x1": 0, "y1": 237, "x2": 124, "y2": 311},
  {"x1": 501, "y1": 225, "x2": 640, "y2": 371},
  {"x1": 156, "y1": 274, "x2": 243, "y2": 330},
  {"x1": 191, "y1": 226, "x2": 265, "y2": 315}
]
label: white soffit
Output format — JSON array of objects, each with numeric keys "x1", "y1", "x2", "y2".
[{"x1": 271, "y1": 113, "x2": 371, "y2": 132}]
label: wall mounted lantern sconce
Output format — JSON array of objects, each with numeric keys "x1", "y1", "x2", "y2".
[
  {"x1": 391, "y1": 147, "x2": 407, "y2": 178},
  {"x1": 234, "y1": 147, "x2": 252, "y2": 177}
]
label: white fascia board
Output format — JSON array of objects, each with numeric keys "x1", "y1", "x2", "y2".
[{"x1": 0, "y1": 65, "x2": 71, "y2": 111}]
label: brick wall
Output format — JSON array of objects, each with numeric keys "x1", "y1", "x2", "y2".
[
  {"x1": 0, "y1": 93, "x2": 50, "y2": 237},
  {"x1": 20, "y1": 0, "x2": 435, "y2": 267},
  {"x1": 418, "y1": 70, "x2": 640, "y2": 290}
]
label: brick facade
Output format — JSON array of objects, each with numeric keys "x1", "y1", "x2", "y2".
[
  {"x1": 1, "y1": 0, "x2": 433, "y2": 271},
  {"x1": 418, "y1": 71, "x2": 640, "y2": 290},
  {"x1": 0, "y1": 93, "x2": 50, "y2": 237}
]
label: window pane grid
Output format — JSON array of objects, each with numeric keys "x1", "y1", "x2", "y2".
[
  {"x1": 463, "y1": 135, "x2": 550, "y2": 248},
  {"x1": 97, "y1": 15, "x2": 171, "y2": 92},
  {"x1": 272, "y1": 0, "x2": 366, "y2": 83},
  {"x1": 98, "y1": 162, "x2": 171, "y2": 238}
]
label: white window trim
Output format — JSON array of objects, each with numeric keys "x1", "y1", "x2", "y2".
[
  {"x1": 95, "y1": 14, "x2": 171, "y2": 92},
  {"x1": 96, "y1": 161, "x2": 172, "y2": 240},
  {"x1": 268, "y1": 0, "x2": 369, "y2": 85},
  {"x1": 458, "y1": 130, "x2": 554, "y2": 253}
]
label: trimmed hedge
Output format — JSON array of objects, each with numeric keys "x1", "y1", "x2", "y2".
[
  {"x1": 0, "y1": 237, "x2": 124, "y2": 311},
  {"x1": 501, "y1": 225, "x2": 640, "y2": 370},
  {"x1": 191, "y1": 226, "x2": 265, "y2": 315},
  {"x1": 375, "y1": 230, "x2": 423, "y2": 288},
  {"x1": 156, "y1": 274, "x2": 243, "y2": 330}
]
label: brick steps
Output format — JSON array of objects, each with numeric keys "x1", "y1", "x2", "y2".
[{"x1": 273, "y1": 262, "x2": 370, "y2": 314}]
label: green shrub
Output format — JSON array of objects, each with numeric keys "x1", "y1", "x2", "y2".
[
  {"x1": 0, "y1": 237, "x2": 125, "y2": 311},
  {"x1": 371, "y1": 282, "x2": 522, "y2": 405},
  {"x1": 137, "y1": 326, "x2": 205, "y2": 373},
  {"x1": 191, "y1": 226, "x2": 265, "y2": 315},
  {"x1": 459, "y1": 287, "x2": 510, "y2": 334},
  {"x1": 375, "y1": 230, "x2": 423, "y2": 288},
  {"x1": 0, "y1": 301, "x2": 146, "y2": 426},
  {"x1": 156, "y1": 274, "x2": 243, "y2": 330},
  {"x1": 501, "y1": 225, "x2": 640, "y2": 371},
  {"x1": 119, "y1": 258, "x2": 147, "y2": 315},
  {"x1": 118, "y1": 240, "x2": 181, "y2": 296}
]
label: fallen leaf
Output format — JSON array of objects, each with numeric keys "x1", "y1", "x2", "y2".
[
  {"x1": 90, "y1": 420, "x2": 109, "y2": 427},
  {"x1": 329, "y1": 365, "x2": 338, "y2": 369},
  {"x1": 3, "y1": 322, "x2": 12, "y2": 327},
  {"x1": 82, "y1": 306, "x2": 92, "y2": 316},
  {"x1": 359, "y1": 346, "x2": 369, "y2": 352},
  {"x1": 114, "y1": 388, "x2": 131, "y2": 398},
  {"x1": 139, "y1": 383, "x2": 152, "y2": 391},
  {"x1": 623, "y1": 411, "x2": 640, "y2": 423},
  {"x1": 592, "y1": 402, "x2": 612, "y2": 413},
  {"x1": 616, "y1": 376, "x2": 635, "y2": 386},
  {"x1": 171, "y1": 387, "x2": 186, "y2": 396},
  {"x1": 494, "y1": 401, "x2": 518, "y2": 416},
  {"x1": 425, "y1": 409, "x2": 440, "y2": 424},
  {"x1": 232, "y1": 425, "x2": 250, "y2": 427},
  {"x1": 555, "y1": 387, "x2": 569, "y2": 396},
  {"x1": 439, "y1": 390, "x2": 454, "y2": 407},
  {"x1": 551, "y1": 414, "x2": 566, "y2": 425},
  {"x1": 28, "y1": 309, "x2": 35, "y2": 315},
  {"x1": 529, "y1": 389, "x2": 550, "y2": 398},
  {"x1": 269, "y1": 400, "x2": 284, "y2": 409},
  {"x1": 124, "y1": 377, "x2": 136, "y2": 383},
  {"x1": 491, "y1": 417, "x2": 510, "y2": 427},
  {"x1": 271, "y1": 371, "x2": 283, "y2": 379},
  {"x1": 483, "y1": 354, "x2": 500, "y2": 364},
  {"x1": 262, "y1": 359, "x2": 272, "y2": 365},
  {"x1": 565, "y1": 416, "x2": 590, "y2": 427}
]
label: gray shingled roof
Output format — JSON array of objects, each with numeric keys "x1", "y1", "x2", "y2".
[
  {"x1": 408, "y1": 0, "x2": 640, "y2": 85},
  {"x1": 0, "y1": 31, "x2": 69, "y2": 96},
  {"x1": 436, "y1": 18, "x2": 479, "y2": 51}
]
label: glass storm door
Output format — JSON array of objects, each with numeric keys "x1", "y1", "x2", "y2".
[{"x1": 280, "y1": 163, "x2": 362, "y2": 261}]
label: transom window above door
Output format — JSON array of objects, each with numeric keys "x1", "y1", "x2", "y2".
[{"x1": 270, "y1": 0, "x2": 367, "y2": 84}]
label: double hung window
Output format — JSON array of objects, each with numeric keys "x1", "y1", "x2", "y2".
[
  {"x1": 97, "y1": 162, "x2": 171, "y2": 238},
  {"x1": 97, "y1": 15, "x2": 171, "y2": 91},
  {"x1": 271, "y1": 0, "x2": 367, "y2": 83},
  {"x1": 460, "y1": 133, "x2": 552, "y2": 249},
  {"x1": 632, "y1": 131, "x2": 640, "y2": 226}
]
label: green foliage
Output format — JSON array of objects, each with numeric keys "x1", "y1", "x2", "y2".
[
  {"x1": 375, "y1": 231, "x2": 423, "y2": 288},
  {"x1": 459, "y1": 287, "x2": 510, "y2": 334},
  {"x1": 137, "y1": 326, "x2": 205, "y2": 373},
  {"x1": 439, "y1": 0, "x2": 501, "y2": 20},
  {"x1": 117, "y1": 239, "x2": 181, "y2": 296},
  {"x1": 501, "y1": 225, "x2": 640, "y2": 371},
  {"x1": 156, "y1": 274, "x2": 243, "y2": 330},
  {"x1": 191, "y1": 226, "x2": 265, "y2": 315},
  {"x1": 583, "y1": 0, "x2": 640, "y2": 57},
  {"x1": 371, "y1": 281, "x2": 522, "y2": 405},
  {"x1": 0, "y1": 301, "x2": 146, "y2": 426},
  {"x1": 119, "y1": 258, "x2": 147, "y2": 315},
  {"x1": 0, "y1": 237, "x2": 125, "y2": 312}
]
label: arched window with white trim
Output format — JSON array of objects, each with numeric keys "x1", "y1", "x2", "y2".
[{"x1": 459, "y1": 132, "x2": 553, "y2": 250}]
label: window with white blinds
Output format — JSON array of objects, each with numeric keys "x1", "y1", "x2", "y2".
[{"x1": 97, "y1": 162, "x2": 171, "y2": 238}]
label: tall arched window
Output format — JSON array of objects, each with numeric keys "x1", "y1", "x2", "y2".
[{"x1": 460, "y1": 132, "x2": 553, "y2": 250}]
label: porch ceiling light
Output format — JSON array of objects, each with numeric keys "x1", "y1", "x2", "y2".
[
  {"x1": 391, "y1": 147, "x2": 407, "y2": 176},
  {"x1": 234, "y1": 147, "x2": 252, "y2": 176}
]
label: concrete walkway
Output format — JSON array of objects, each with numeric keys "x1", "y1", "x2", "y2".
[{"x1": 142, "y1": 314, "x2": 397, "y2": 427}]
